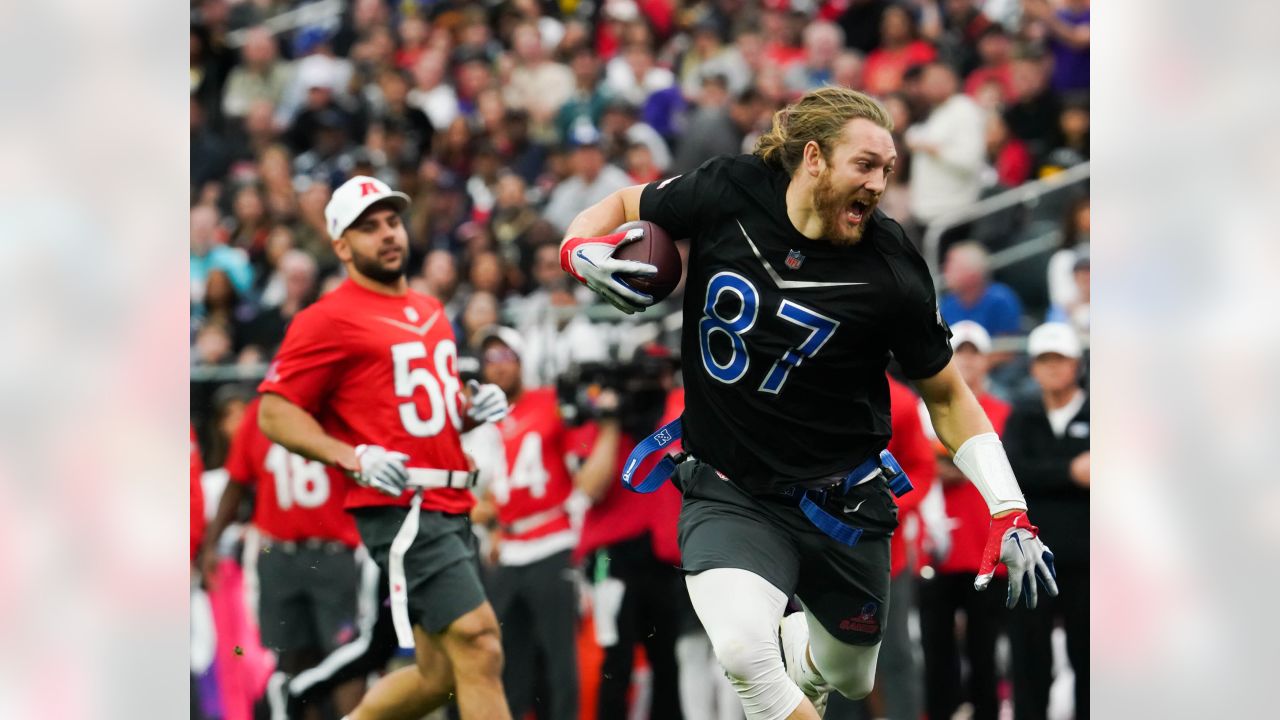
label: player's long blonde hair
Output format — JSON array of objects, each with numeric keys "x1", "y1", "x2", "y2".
[{"x1": 755, "y1": 87, "x2": 894, "y2": 174}]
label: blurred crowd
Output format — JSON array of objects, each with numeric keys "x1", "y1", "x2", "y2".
[{"x1": 190, "y1": 0, "x2": 1090, "y2": 718}]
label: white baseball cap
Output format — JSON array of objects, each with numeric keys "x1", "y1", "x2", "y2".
[
  {"x1": 476, "y1": 325, "x2": 525, "y2": 361},
  {"x1": 949, "y1": 320, "x2": 992, "y2": 354},
  {"x1": 1027, "y1": 322, "x2": 1082, "y2": 360},
  {"x1": 324, "y1": 175, "x2": 410, "y2": 240}
]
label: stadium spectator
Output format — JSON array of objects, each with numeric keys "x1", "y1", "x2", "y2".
[
  {"x1": 225, "y1": 183, "x2": 272, "y2": 264},
  {"x1": 517, "y1": 278, "x2": 609, "y2": 389},
  {"x1": 933, "y1": 0, "x2": 995, "y2": 77},
  {"x1": 836, "y1": 0, "x2": 890, "y2": 55},
  {"x1": 221, "y1": 26, "x2": 290, "y2": 122},
  {"x1": 918, "y1": 320, "x2": 1011, "y2": 720},
  {"x1": 830, "y1": 50, "x2": 867, "y2": 92},
  {"x1": 408, "y1": 49, "x2": 461, "y2": 132},
  {"x1": 862, "y1": 4, "x2": 937, "y2": 97},
  {"x1": 503, "y1": 21, "x2": 575, "y2": 137},
  {"x1": 604, "y1": 43, "x2": 676, "y2": 109},
  {"x1": 1040, "y1": 93, "x2": 1090, "y2": 175},
  {"x1": 1048, "y1": 195, "x2": 1090, "y2": 312},
  {"x1": 276, "y1": 27, "x2": 355, "y2": 126},
  {"x1": 1003, "y1": 49, "x2": 1062, "y2": 167},
  {"x1": 671, "y1": 74, "x2": 742, "y2": 174},
  {"x1": 368, "y1": 69, "x2": 435, "y2": 165},
  {"x1": 965, "y1": 24, "x2": 1016, "y2": 105},
  {"x1": 940, "y1": 241, "x2": 1025, "y2": 339},
  {"x1": 191, "y1": 205, "x2": 253, "y2": 308},
  {"x1": 1025, "y1": 0, "x2": 1090, "y2": 94},
  {"x1": 1047, "y1": 253, "x2": 1089, "y2": 338},
  {"x1": 783, "y1": 20, "x2": 845, "y2": 94},
  {"x1": 986, "y1": 111, "x2": 1033, "y2": 188},
  {"x1": 542, "y1": 124, "x2": 632, "y2": 234},
  {"x1": 599, "y1": 97, "x2": 673, "y2": 175},
  {"x1": 555, "y1": 46, "x2": 610, "y2": 144},
  {"x1": 677, "y1": 17, "x2": 752, "y2": 99},
  {"x1": 1003, "y1": 322, "x2": 1090, "y2": 720},
  {"x1": 905, "y1": 63, "x2": 987, "y2": 230},
  {"x1": 241, "y1": 249, "x2": 318, "y2": 356}
]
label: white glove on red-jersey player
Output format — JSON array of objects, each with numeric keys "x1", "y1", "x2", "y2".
[
  {"x1": 466, "y1": 380, "x2": 509, "y2": 424},
  {"x1": 351, "y1": 444, "x2": 410, "y2": 497},
  {"x1": 560, "y1": 228, "x2": 657, "y2": 314},
  {"x1": 975, "y1": 511, "x2": 1059, "y2": 609}
]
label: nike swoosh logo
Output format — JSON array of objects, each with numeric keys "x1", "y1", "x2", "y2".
[
  {"x1": 375, "y1": 309, "x2": 442, "y2": 336},
  {"x1": 736, "y1": 220, "x2": 869, "y2": 289},
  {"x1": 843, "y1": 499, "x2": 866, "y2": 515},
  {"x1": 575, "y1": 249, "x2": 597, "y2": 268}
]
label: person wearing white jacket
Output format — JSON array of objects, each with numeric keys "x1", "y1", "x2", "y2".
[{"x1": 905, "y1": 63, "x2": 989, "y2": 229}]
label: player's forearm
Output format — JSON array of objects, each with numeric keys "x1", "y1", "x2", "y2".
[
  {"x1": 259, "y1": 393, "x2": 359, "y2": 473},
  {"x1": 561, "y1": 186, "x2": 643, "y2": 246},
  {"x1": 573, "y1": 420, "x2": 623, "y2": 503},
  {"x1": 202, "y1": 481, "x2": 248, "y2": 554},
  {"x1": 917, "y1": 364, "x2": 1027, "y2": 516}
]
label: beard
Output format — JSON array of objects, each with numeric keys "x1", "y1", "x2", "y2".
[
  {"x1": 351, "y1": 244, "x2": 408, "y2": 284},
  {"x1": 812, "y1": 168, "x2": 878, "y2": 246}
]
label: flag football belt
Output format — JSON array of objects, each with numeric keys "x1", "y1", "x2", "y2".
[
  {"x1": 622, "y1": 418, "x2": 912, "y2": 547},
  {"x1": 405, "y1": 467, "x2": 479, "y2": 490},
  {"x1": 259, "y1": 536, "x2": 352, "y2": 554},
  {"x1": 387, "y1": 467, "x2": 479, "y2": 649},
  {"x1": 502, "y1": 505, "x2": 569, "y2": 536}
]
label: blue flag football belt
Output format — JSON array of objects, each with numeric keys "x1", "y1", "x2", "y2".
[{"x1": 621, "y1": 418, "x2": 913, "y2": 547}]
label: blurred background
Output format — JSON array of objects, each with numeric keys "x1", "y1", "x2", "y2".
[{"x1": 188, "y1": 1, "x2": 1090, "y2": 719}]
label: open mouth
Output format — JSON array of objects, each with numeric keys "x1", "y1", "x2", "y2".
[{"x1": 846, "y1": 199, "x2": 870, "y2": 226}]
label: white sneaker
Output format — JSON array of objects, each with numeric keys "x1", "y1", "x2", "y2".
[{"x1": 779, "y1": 612, "x2": 830, "y2": 717}]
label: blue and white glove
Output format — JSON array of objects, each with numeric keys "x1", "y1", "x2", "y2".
[
  {"x1": 467, "y1": 380, "x2": 509, "y2": 423},
  {"x1": 560, "y1": 228, "x2": 657, "y2": 314},
  {"x1": 351, "y1": 444, "x2": 409, "y2": 497}
]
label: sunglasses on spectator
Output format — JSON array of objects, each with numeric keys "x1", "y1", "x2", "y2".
[{"x1": 483, "y1": 348, "x2": 519, "y2": 363}]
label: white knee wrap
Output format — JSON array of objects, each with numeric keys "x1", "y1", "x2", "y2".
[{"x1": 686, "y1": 569, "x2": 806, "y2": 720}]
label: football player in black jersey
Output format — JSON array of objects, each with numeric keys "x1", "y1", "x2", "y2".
[{"x1": 560, "y1": 87, "x2": 1059, "y2": 720}]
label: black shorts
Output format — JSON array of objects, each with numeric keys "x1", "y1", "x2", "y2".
[
  {"x1": 257, "y1": 541, "x2": 360, "y2": 654},
  {"x1": 352, "y1": 506, "x2": 487, "y2": 635},
  {"x1": 676, "y1": 459, "x2": 899, "y2": 645}
]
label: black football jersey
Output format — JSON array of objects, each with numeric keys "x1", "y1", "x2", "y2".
[{"x1": 639, "y1": 154, "x2": 952, "y2": 494}]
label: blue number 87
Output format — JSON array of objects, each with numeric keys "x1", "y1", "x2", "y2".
[{"x1": 698, "y1": 271, "x2": 840, "y2": 395}]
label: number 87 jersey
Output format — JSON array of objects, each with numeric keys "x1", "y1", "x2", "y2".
[
  {"x1": 639, "y1": 155, "x2": 954, "y2": 495},
  {"x1": 259, "y1": 279, "x2": 474, "y2": 514}
]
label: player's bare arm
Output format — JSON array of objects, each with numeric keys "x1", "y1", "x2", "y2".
[
  {"x1": 197, "y1": 480, "x2": 249, "y2": 588},
  {"x1": 560, "y1": 184, "x2": 644, "y2": 243},
  {"x1": 914, "y1": 359, "x2": 1060, "y2": 608},
  {"x1": 258, "y1": 392, "x2": 360, "y2": 473}
]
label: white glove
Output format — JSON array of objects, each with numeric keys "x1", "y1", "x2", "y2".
[
  {"x1": 351, "y1": 444, "x2": 410, "y2": 497},
  {"x1": 975, "y1": 511, "x2": 1060, "y2": 609},
  {"x1": 467, "y1": 380, "x2": 509, "y2": 423},
  {"x1": 560, "y1": 228, "x2": 657, "y2": 314}
]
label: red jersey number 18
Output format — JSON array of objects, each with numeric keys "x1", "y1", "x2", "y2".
[
  {"x1": 391, "y1": 340, "x2": 463, "y2": 437},
  {"x1": 265, "y1": 443, "x2": 330, "y2": 509}
]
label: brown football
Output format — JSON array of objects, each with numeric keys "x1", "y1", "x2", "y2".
[{"x1": 611, "y1": 220, "x2": 683, "y2": 303}]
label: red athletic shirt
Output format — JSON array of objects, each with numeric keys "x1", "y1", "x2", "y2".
[
  {"x1": 937, "y1": 392, "x2": 1011, "y2": 574},
  {"x1": 258, "y1": 279, "x2": 473, "y2": 513},
  {"x1": 191, "y1": 426, "x2": 204, "y2": 564},
  {"x1": 888, "y1": 377, "x2": 937, "y2": 578},
  {"x1": 491, "y1": 388, "x2": 574, "y2": 542},
  {"x1": 224, "y1": 398, "x2": 361, "y2": 546}
]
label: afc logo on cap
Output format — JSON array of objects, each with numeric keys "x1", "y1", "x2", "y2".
[{"x1": 359, "y1": 181, "x2": 380, "y2": 197}]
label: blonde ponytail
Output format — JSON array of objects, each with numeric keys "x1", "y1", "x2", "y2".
[{"x1": 753, "y1": 87, "x2": 894, "y2": 174}]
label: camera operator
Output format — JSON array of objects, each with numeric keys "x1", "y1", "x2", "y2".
[{"x1": 568, "y1": 343, "x2": 686, "y2": 720}]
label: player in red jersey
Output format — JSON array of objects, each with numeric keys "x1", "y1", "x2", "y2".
[
  {"x1": 918, "y1": 321, "x2": 1013, "y2": 720},
  {"x1": 199, "y1": 397, "x2": 366, "y2": 718},
  {"x1": 470, "y1": 325, "x2": 620, "y2": 720},
  {"x1": 256, "y1": 176, "x2": 513, "y2": 720}
]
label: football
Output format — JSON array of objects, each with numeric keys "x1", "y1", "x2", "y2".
[{"x1": 612, "y1": 220, "x2": 683, "y2": 304}]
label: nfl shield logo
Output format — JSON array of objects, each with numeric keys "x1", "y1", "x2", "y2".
[{"x1": 785, "y1": 249, "x2": 805, "y2": 269}]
